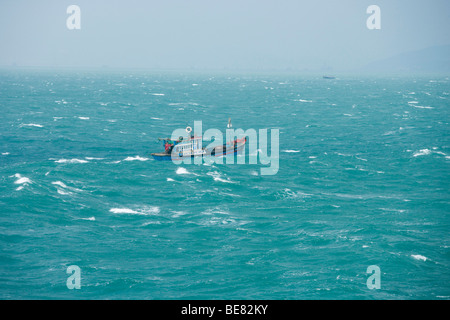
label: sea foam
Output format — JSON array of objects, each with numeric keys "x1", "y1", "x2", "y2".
[
  {"x1": 124, "y1": 156, "x2": 149, "y2": 161},
  {"x1": 14, "y1": 174, "x2": 31, "y2": 185},
  {"x1": 411, "y1": 254, "x2": 427, "y2": 262},
  {"x1": 176, "y1": 167, "x2": 190, "y2": 174},
  {"x1": 413, "y1": 149, "x2": 432, "y2": 157},
  {"x1": 207, "y1": 171, "x2": 235, "y2": 183},
  {"x1": 52, "y1": 181, "x2": 68, "y2": 188},
  {"x1": 109, "y1": 207, "x2": 160, "y2": 215},
  {"x1": 81, "y1": 217, "x2": 96, "y2": 221},
  {"x1": 55, "y1": 158, "x2": 89, "y2": 164},
  {"x1": 20, "y1": 123, "x2": 44, "y2": 128},
  {"x1": 110, "y1": 208, "x2": 139, "y2": 214}
]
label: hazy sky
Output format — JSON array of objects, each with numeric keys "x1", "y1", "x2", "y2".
[{"x1": 0, "y1": 0, "x2": 449, "y2": 71}]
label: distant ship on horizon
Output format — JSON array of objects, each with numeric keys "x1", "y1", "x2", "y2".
[{"x1": 323, "y1": 75, "x2": 336, "y2": 79}]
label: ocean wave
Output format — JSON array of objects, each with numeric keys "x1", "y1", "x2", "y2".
[
  {"x1": 13, "y1": 173, "x2": 31, "y2": 185},
  {"x1": 176, "y1": 167, "x2": 190, "y2": 175},
  {"x1": 109, "y1": 208, "x2": 139, "y2": 214},
  {"x1": 12, "y1": 174, "x2": 31, "y2": 191},
  {"x1": 20, "y1": 123, "x2": 44, "y2": 128},
  {"x1": 276, "y1": 188, "x2": 311, "y2": 200},
  {"x1": 107, "y1": 160, "x2": 122, "y2": 164},
  {"x1": 109, "y1": 206, "x2": 160, "y2": 215},
  {"x1": 411, "y1": 254, "x2": 427, "y2": 262},
  {"x1": 413, "y1": 149, "x2": 431, "y2": 157},
  {"x1": 52, "y1": 181, "x2": 68, "y2": 188},
  {"x1": 171, "y1": 210, "x2": 188, "y2": 218},
  {"x1": 168, "y1": 102, "x2": 199, "y2": 106},
  {"x1": 412, "y1": 148, "x2": 449, "y2": 159},
  {"x1": 207, "y1": 171, "x2": 235, "y2": 183},
  {"x1": 55, "y1": 158, "x2": 89, "y2": 164},
  {"x1": 199, "y1": 217, "x2": 244, "y2": 227},
  {"x1": 202, "y1": 207, "x2": 230, "y2": 216},
  {"x1": 81, "y1": 217, "x2": 96, "y2": 221},
  {"x1": 78, "y1": 117, "x2": 90, "y2": 120},
  {"x1": 52, "y1": 180, "x2": 83, "y2": 194},
  {"x1": 123, "y1": 156, "x2": 149, "y2": 161},
  {"x1": 413, "y1": 105, "x2": 433, "y2": 109},
  {"x1": 283, "y1": 150, "x2": 300, "y2": 153}
]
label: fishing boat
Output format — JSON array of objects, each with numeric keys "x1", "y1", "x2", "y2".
[{"x1": 151, "y1": 119, "x2": 247, "y2": 161}]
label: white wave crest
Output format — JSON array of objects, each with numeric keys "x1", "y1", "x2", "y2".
[
  {"x1": 20, "y1": 123, "x2": 43, "y2": 128},
  {"x1": 124, "y1": 156, "x2": 149, "y2": 161},
  {"x1": 413, "y1": 149, "x2": 432, "y2": 157},
  {"x1": 110, "y1": 208, "x2": 139, "y2": 214},
  {"x1": 14, "y1": 174, "x2": 31, "y2": 185},
  {"x1": 277, "y1": 188, "x2": 311, "y2": 200},
  {"x1": 55, "y1": 158, "x2": 89, "y2": 164},
  {"x1": 109, "y1": 206, "x2": 160, "y2": 215},
  {"x1": 57, "y1": 189, "x2": 71, "y2": 195},
  {"x1": 176, "y1": 167, "x2": 190, "y2": 174},
  {"x1": 413, "y1": 105, "x2": 433, "y2": 109},
  {"x1": 207, "y1": 171, "x2": 235, "y2": 183},
  {"x1": 411, "y1": 254, "x2": 427, "y2": 262},
  {"x1": 52, "y1": 181, "x2": 68, "y2": 188}
]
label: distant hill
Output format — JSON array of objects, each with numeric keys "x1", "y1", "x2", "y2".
[{"x1": 362, "y1": 45, "x2": 450, "y2": 74}]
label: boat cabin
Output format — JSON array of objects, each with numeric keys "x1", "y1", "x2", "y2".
[{"x1": 173, "y1": 136, "x2": 205, "y2": 157}]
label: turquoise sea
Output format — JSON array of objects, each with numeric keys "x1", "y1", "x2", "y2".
[{"x1": 0, "y1": 69, "x2": 449, "y2": 299}]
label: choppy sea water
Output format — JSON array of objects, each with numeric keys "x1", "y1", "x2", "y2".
[{"x1": 0, "y1": 70, "x2": 449, "y2": 299}]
